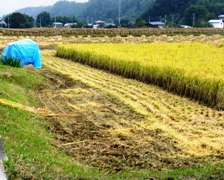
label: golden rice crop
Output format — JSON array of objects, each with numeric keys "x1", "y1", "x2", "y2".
[{"x1": 56, "y1": 43, "x2": 224, "y2": 109}]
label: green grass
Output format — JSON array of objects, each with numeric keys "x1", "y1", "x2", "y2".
[
  {"x1": 0, "y1": 64, "x2": 104, "y2": 179},
  {"x1": 0, "y1": 64, "x2": 223, "y2": 179}
]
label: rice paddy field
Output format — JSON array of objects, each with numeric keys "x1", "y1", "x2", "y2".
[
  {"x1": 1, "y1": 34, "x2": 224, "y2": 179},
  {"x1": 56, "y1": 43, "x2": 224, "y2": 109},
  {"x1": 42, "y1": 50, "x2": 224, "y2": 178}
]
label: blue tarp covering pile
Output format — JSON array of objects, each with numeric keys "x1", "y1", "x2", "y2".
[{"x1": 2, "y1": 39, "x2": 42, "y2": 69}]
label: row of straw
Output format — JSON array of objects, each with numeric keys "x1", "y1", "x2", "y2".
[{"x1": 1, "y1": 28, "x2": 224, "y2": 36}]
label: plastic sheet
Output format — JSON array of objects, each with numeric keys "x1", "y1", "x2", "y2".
[{"x1": 2, "y1": 39, "x2": 42, "y2": 69}]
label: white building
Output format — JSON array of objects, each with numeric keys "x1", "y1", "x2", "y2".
[
  {"x1": 208, "y1": 19, "x2": 224, "y2": 28},
  {"x1": 149, "y1": 21, "x2": 165, "y2": 28},
  {"x1": 218, "y1": 15, "x2": 224, "y2": 20},
  {"x1": 0, "y1": 20, "x2": 7, "y2": 27},
  {"x1": 64, "y1": 23, "x2": 77, "y2": 28},
  {"x1": 52, "y1": 22, "x2": 63, "y2": 28},
  {"x1": 180, "y1": 25, "x2": 192, "y2": 28},
  {"x1": 93, "y1": 21, "x2": 105, "y2": 29}
]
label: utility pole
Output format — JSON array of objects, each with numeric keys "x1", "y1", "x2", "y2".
[
  {"x1": 87, "y1": 17, "x2": 89, "y2": 24},
  {"x1": 118, "y1": 0, "x2": 121, "y2": 26},
  {"x1": 164, "y1": 14, "x2": 167, "y2": 24},
  {"x1": 148, "y1": 16, "x2": 151, "y2": 23},
  {"x1": 54, "y1": 16, "x2": 56, "y2": 28},
  {"x1": 34, "y1": 18, "x2": 36, "y2": 27},
  {"x1": 192, "y1": 13, "x2": 195, "y2": 27},
  {"x1": 7, "y1": 16, "x2": 9, "y2": 29},
  {"x1": 40, "y1": 16, "x2": 42, "y2": 28},
  {"x1": 172, "y1": 14, "x2": 174, "y2": 27}
]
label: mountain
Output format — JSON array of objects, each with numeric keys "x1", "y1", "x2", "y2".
[
  {"x1": 19, "y1": 6, "x2": 51, "y2": 18},
  {"x1": 49, "y1": 1, "x2": 86, "y2": 17},
  {"x1": 18, "y1": 0, "x2": 154, "y2": 21},
  {"x1": 18, "y1": 1, "x2": 86, "y2": 18},
  {"x1": 142, "y1": 0, "x2": 224, "y2": 25}
]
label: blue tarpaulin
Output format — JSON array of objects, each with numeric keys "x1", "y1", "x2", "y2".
[{"x1": 2, "y1": 39, "x2": 42, "y2": 69}]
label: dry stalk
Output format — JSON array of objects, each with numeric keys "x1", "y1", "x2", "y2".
[{"x1": 0, "y1": 98, "x2": 79, "y2": 118}]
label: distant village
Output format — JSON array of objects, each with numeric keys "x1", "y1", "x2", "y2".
[{"x1": 0, "y1": 13, "x2": 224, "y2": 29}]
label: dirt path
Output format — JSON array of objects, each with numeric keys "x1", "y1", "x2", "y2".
[{"x1": 39, "y1": 50, "x2": 224, "y2": 173}]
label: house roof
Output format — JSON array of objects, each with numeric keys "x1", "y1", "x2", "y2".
[
  {"x1": 52, "y1": 22, "x2": 63, "y2": 25},
  {"x1": 64, "y1": 23, "x2": 77, "y2": 26},
  {"x1": 0, "y1": 20, "x2": 7, "y2": 25},
  {"x1": 149, "y1": 21, "x2": 165, "y2": 26},
  {"x1": 209, "y1": 19, "x2": 223, "y2": 23},
  {"x1": 95, "y1": 20, "x2": 105, "y2": 24}
]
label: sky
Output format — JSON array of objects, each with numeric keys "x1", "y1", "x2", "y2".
[{"x1": 0, "y1": 0, "x2": 87, "y2": 17}]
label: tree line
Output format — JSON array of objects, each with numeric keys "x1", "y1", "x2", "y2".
[
  {"x1": 142, "y1": 0, "x2": 224, "y2": 27},
  {"x1": 2, "y1": 11, "x2": 150, "y2": 29},
  {"x1": 3, "y1": 12, "x2": 80, "y2": 28}
]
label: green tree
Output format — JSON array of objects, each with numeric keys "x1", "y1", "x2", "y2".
[
  {"x1": 51, "y1": 16, "x2": 77, "y2": 24},
  {"x1": 142, "y1": 0, "x2": 224, "y2": 25},
  {"x1": 36, "y1": 12, "x2": 51, "y2": 27},
  {"x1": 120, "y1": 19, "x2": 130, "y2": 27},
  {"x1": 142, "y1": 0, "x2": 196, "y2": 20},
  {"x1": 24, "y1": 14, "x2": 35, "y2": 28},
  {"x1": 135, "y1": 18, "x2": 147, "y2": 27},
  {"x1": 184, "y1": 5, "x2": 208, "y2": 26},
  {"x1": 5, "y1": 12, "x2": 34, "y2": 28}
]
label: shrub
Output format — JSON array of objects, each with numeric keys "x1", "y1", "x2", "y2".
[
  {"x1": 90, "y1": 34, "x2": 105, "y2": 38},
  {"x1": 1, "y1": 57, "x2": 21, "y2": 67}
]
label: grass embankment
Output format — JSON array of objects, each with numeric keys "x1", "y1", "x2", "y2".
[
  {"x1": 0, "y1": 64, "x2": 105, "y2": 179},
  {"x1": 56, "y1": 43, "x2": 224, "y2": 110}
]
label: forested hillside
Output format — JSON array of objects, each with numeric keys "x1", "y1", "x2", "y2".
[
  {"x1": 18, "y1": 0, "x2": 224, "y2": 25},
  {"x1": 18, "y1": 0, "x2": 154, "y2": 22},
  {"x1": 80, "y1": 0, "x2": 154, "y2": 21},
  {"x1": 142, "y1": 0, "x2": 224, "y2": 26}
]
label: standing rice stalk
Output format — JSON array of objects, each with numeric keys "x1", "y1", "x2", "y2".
[{"x1": 56, "y1": 43, "x2": 224, "y2": 110}]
